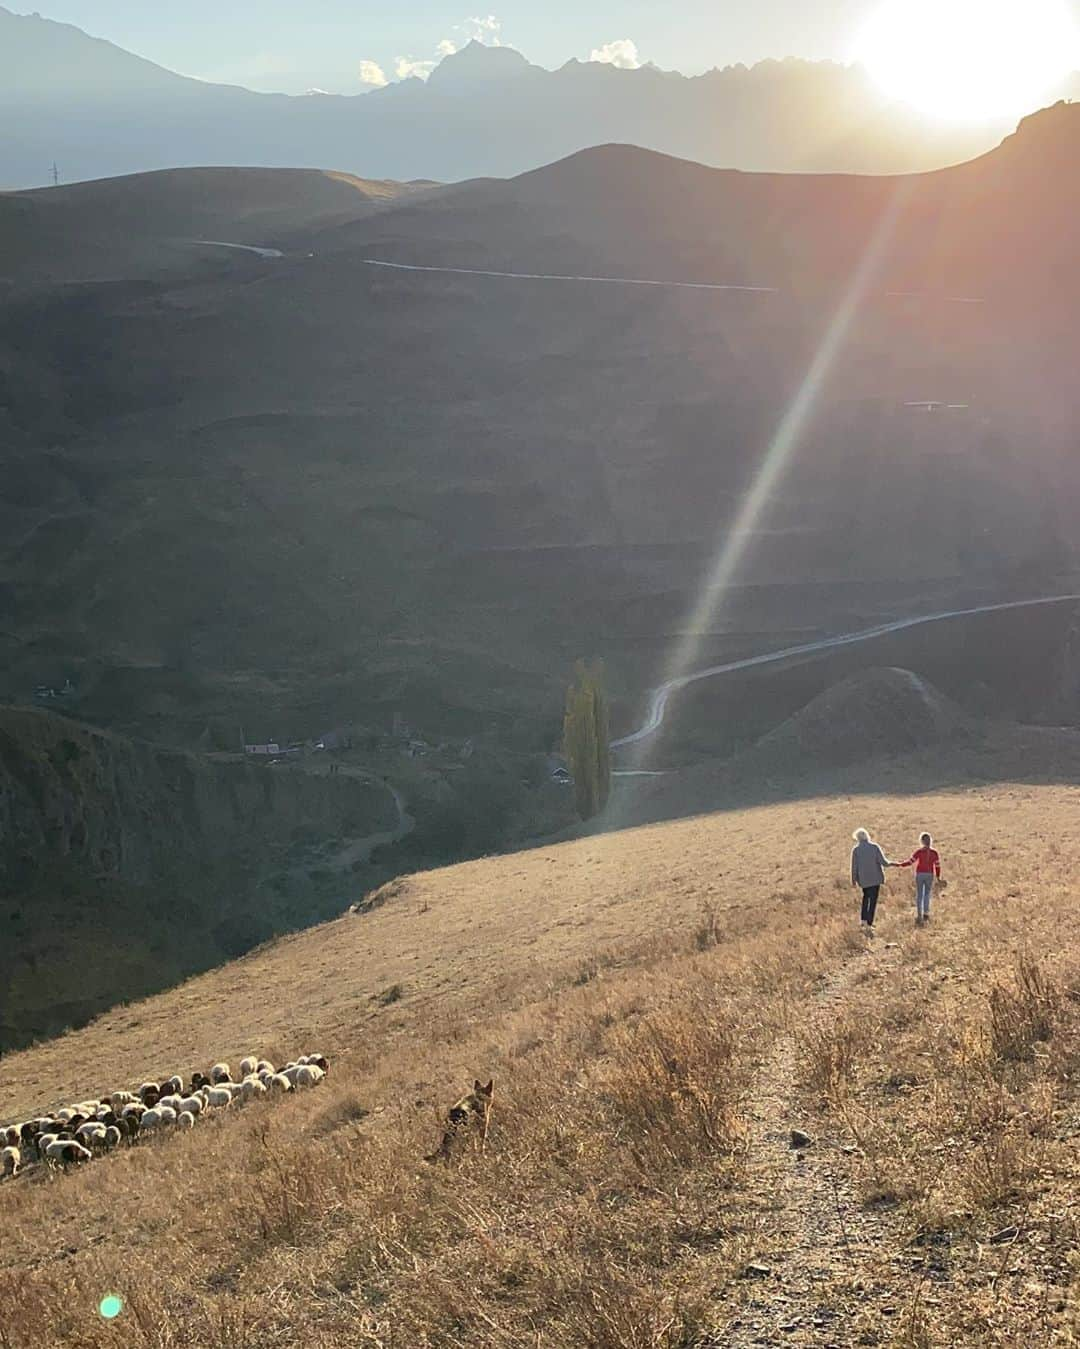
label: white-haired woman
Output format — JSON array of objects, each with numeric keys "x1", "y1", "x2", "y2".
[{"x1": 850, "y1": 827, "x2": 896, "y2": 931}]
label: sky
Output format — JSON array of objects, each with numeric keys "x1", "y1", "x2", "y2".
[{"x1": 17, "y1": 1, "x2": 886, "y2": 94}]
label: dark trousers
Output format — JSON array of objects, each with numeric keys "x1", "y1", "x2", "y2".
[{"x1": 861, "y1": 886, "x2": 880, "y2": 926}]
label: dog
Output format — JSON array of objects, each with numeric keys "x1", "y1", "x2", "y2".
[{"x1": 425, "y1": 1079, "x2": 494, "y2": 1164}]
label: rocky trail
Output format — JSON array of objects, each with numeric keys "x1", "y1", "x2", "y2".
[{"x1": 716, "y1": 935, "x2": 925, "y2": 1346}]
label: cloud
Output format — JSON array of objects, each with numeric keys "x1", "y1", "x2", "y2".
[
  {"x1": 358, "y1": 59, "x2": 389, "y2": 88},
  {"x1": 395, "y1": 56, "x2": 437, "y2": 80},
  {"x1": 436, "y1": 38, "x2": 458, "y2": 57},
  {"x1": 466, "y1": 15, "x2": 502, "y2": 45},
  {"x1": 589, "y1": 39, "x2": 641, "y2": 69}
]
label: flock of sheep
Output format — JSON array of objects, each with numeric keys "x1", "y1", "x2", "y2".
[{"x1": 1, "y1": 1052, "x2": 329, "y2": 1179}]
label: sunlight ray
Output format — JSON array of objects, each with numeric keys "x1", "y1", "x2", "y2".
[{"x1": 618, "y1": 180, "x2": 914, "y2": 769}]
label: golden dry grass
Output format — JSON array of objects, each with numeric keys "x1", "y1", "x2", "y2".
[{"x1": 2, "y1": 778, "x2": 1080, "y2": 1345}]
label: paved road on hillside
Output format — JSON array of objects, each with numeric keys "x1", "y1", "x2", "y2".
[
  {"x1": 612, "y1": 594, "x2": 1080, "y2": 749},
  {"x1": 190, "y1": 240, "x2": 285, "y2": 259}
]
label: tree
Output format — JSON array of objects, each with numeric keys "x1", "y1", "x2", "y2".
[{"x1": 562, "y1": 660, "x2": 611, "y2": 820}]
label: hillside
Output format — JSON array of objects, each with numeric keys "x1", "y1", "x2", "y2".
[
  {"x1": 0, "y1": 166, "x2": 427, "y2": 282},
  {"x1": 3, "y1": 110, "x2": 1080, "y2": 758},
  {"x1": 0, "y1": 705, "x2": 397, "y2": 1052},
  {"x1": 2, "y1": 7, "x2": 1071, "y2": 186},
  {"x1": 3, "y1": 733, "x2": 1080, "y2": 1343}
]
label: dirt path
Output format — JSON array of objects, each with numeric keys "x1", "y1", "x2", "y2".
[{"x1": 718, "y1": 934, "x2": 915, "y2": 1345}]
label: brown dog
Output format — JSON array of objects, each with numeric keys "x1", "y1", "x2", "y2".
[{"x1": 425, "y1": 1079, "x2": 494, "y2": 1164}]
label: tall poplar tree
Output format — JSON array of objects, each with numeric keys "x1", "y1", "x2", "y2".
[{"x1": 562, "y1": 660, "x2": 612, "y2": 820}]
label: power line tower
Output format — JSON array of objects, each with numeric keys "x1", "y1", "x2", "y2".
[{"x1": 51, "y1": 162, "x2": 60, "y2": 187}]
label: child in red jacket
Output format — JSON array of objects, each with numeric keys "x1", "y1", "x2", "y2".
[{"x1": 900, "y1": 832, "x2": 942, "y2": 925}]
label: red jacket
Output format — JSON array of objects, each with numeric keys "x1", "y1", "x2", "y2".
[{"x1": 901, "y1": 846, "x2": 940, "y2": 877}]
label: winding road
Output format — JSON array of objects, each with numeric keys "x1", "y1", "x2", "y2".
[{"x1": 612, "y1": 593, "x2": 1080, "y2": 749}]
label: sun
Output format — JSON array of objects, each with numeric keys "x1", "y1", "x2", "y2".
[{"x1": 853, "y1": 0, "x2": 1079, "y2": 122}]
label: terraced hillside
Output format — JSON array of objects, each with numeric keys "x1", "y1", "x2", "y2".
[{"x1": 3, "y1": 107, "x2": 1080, "y2": 753}]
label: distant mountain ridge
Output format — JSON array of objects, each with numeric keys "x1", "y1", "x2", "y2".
[{"x1": 3, "y1": 6, "x2": 1079, "y2": 186}]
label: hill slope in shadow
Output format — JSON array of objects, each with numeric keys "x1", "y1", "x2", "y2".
[{"x1": 0, "y1": 705, "x2": 395, "y2": 1053}]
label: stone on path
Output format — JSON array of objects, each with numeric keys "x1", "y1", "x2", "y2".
[{"x1": 790, "y1": 1129, "x2": 813, "y2": 1149}]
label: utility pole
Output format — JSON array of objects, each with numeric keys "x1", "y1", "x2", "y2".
[{"x1": 51, "y1": 162, "x2": 59, "y2": 187}]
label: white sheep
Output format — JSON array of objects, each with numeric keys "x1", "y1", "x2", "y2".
[
  {"x1": 240, "y1": 1079, "x2": 267, "y2": 1101},
  {"x1": 268, "y1": 1074, "x2": 293, "y2": 1093},
  {"x1": 55, "y1": 1108, "x2": 75, "y2": 1124},
  {"x1": 1, "y1": 1145, "x2": 19, "y2": 1177},
  {"x1": 158, "y1": 1095, "x2": 183, "y2": 1112},
  {"x1": 176, "y1": 1111, "x2": 196, "y2": 1131},
  {"x1": 239, "y1": 1056, "x2": 257, "y2": 1078},
  {"x1": 210, "y1": 1063, "x2": 231, "y2": 1084},
  {"x1": 204, "y1": 1087, "x2": 233, "y2": 1109},
  {"x1": 176, "y1": 1095, "x2": 204, "y2": 1117},
  {"x1": 35, "y1": 1133, "x2": 58, "y2": 1159},
  {"x1": 295, "y1": 1065, "x2": 325, "y2": 1089},
  {"x1": 163, "y1": 1075, "x2": 184, "y2": 1094},
  {"x1": 110, "y1": 1091, "x2": 136, "y2": 1109},
  {"x1": 121, "y1": 1103, "x2": 145, "y2": 1119},
  {"x1": 139, "y1": 1106, "x2": 176, "y2": 1133},
  {"x1": 45, "y1": 1139, "x2": 92, "y2": 1166},
  {"x1": 282, "y1": 1066, "x2": 301, "y2": 1086},
  {"x1": 225, "y1": 1082, "x2": 245, "y2": 1100},
  {"x1": 256, "y1": 1059, "x2": 275, "y2": 1075},
  {"x1": 75, "y1": 1123, "x2": 107, "y2": 1146}
]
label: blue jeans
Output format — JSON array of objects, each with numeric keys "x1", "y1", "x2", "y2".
[{"x1": 916, "y1": 874, "x2": 934, "y2": 918}]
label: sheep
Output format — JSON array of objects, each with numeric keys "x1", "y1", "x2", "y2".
[
  {"x1": 163, "y1": 1075, "x2": 184, "y2": 1095},
  {"x1": 190, "y1": 1072, "x2": 210, "y2": 1092},
  {"x1": 138, "y1": 1106, "x2": 176, "y2": 1133},
  {"x1": 225, "y1": 1082, "x2": 245, "y2": 1101},
  {"x1": 158, "y1": 1095, "x2": 183, "y2": 1112},
  {"x1": 239, "y1": 1056, "x2": 257, "y2": 1078},
  {"x1": 295, "y1": 1065, "x2": 325, "y2": 1089},
  {"x1": 256, "y1": 1059, "x2": 275, "y2": 1076},
  {"x1": 1, "y1": 1146, "x2": 19, "y2": 1177},
  {"x1": 44, "y1": 1139, "x2": 92, "y2": 1167},
  {"x1": 240, "y1": 1078, "x2": 266, "y2": 1101},
  {"x1": 307, "y1": 1054, "x2": 329, "y2": 1074},
  {"x1": 138, "y1": 1082, "x2": 160, "y2": 1103},
  {"x1": 282, "y1": 1066, "x2": 301, "y2": 1086},
  {"x1": 55, "y1": 1108, "x2": 75, "y2": 1124},
  {"x1": 75, "y1": 1122, "x2": 107, "y2": 1146},
  {"x1": 268, "y1": 1074, "x2": 293, "y2": 1093},
  {"x1": 176, "y1": 1095, "x2": 204, "y2": 1118},
  {"x1": 110, "y1": 1091, "x2": 136, "y2": 1109},
  {"x1": 3, "y1": 1126, "x2": 20, "y2": 1148},
  {"x1": 204, "y1": 1087, "x2": 233, "y2": 1110},
  {"x1": 176, "y1": 1111, "x2": 196, "y2": 1131},
  {"x1": 210, "y1": 1063, "x2": 231, "y2": 1084},
  {"x1": 35, "y1": 1133, "x2": 59, "y2": 1159},
  {"x1": 103, "y1": 1126, "x2": 122, "y2": 1151}
]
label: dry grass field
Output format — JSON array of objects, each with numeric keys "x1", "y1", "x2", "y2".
[{"x1": 3, "y1": 760, "x2": 1080, "y2": 1346}]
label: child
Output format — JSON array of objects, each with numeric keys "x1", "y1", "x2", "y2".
[{"x1": 899, "y1": 833, "x2": 942, "y2": 925}]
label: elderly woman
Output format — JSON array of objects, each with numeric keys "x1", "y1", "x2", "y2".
[{"x1": 850, "y1": 827, "x2": 896, "y2": 931}]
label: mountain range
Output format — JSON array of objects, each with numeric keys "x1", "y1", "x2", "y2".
[{"x1": 4, "y1": 5, "x2": 1079, "y2": 187}]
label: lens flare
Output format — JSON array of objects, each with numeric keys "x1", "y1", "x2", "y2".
[{"x1": 613, "y1": 180, "x2": 913, "y2": 772}]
